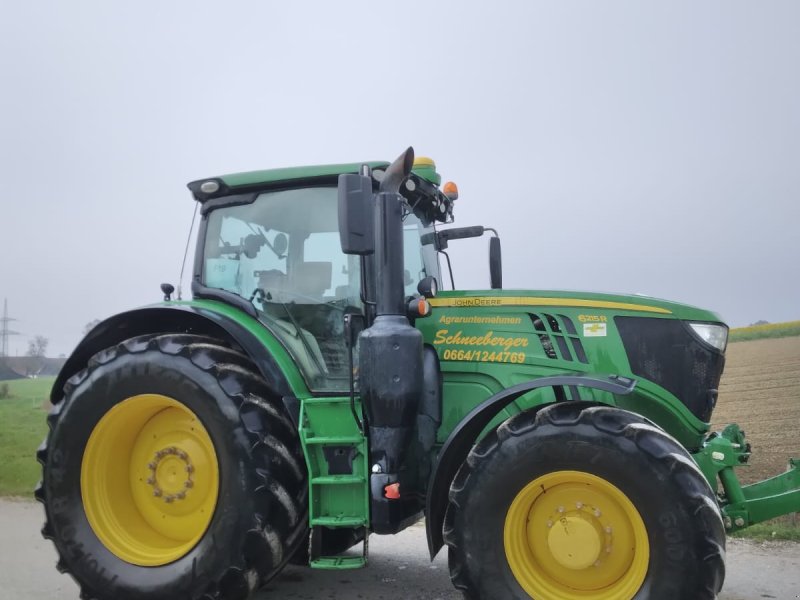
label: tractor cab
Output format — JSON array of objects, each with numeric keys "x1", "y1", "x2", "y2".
[{"x1": 188, "y1": 159, "x2": 450, "y2": 393}]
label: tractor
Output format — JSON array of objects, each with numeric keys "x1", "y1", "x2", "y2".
[{"x1": 37, "y1": 148, "x2": 799, "y2": 599}]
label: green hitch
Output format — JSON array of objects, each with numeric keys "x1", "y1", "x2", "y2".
[{"x1": 694, "y1": 424, "x2": 800, "y2": 532}]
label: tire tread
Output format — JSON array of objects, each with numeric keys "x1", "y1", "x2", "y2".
[
  {"x1": 38, "y1": 333, "x2": 307, "y2": 600},
  {"x1": 445, "y1": 403, "x2": 726, "y2": 599}
]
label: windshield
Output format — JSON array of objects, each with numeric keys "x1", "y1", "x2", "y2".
[{"x1": 200, "y1": 186, "x2": 439, "y2": 392}]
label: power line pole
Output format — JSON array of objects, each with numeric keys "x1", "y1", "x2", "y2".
[{"x1": 1, "y1": 298, "x2": 20, "y2": 358}]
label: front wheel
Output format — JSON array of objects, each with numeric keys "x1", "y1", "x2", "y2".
[
  {"x1": 36, "y1": 334, "x2": 307, "y2": 600},
  {"x1": 444, "y1": 403, "x2": 725, "y2": 600}
]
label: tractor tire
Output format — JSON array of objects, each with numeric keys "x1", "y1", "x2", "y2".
[
  {"x1": 444, "y1": 403, "x2": 725, "y2": 600},
  {"x1": 35, "y1": 334, "x2": 308, "y2": 600}
]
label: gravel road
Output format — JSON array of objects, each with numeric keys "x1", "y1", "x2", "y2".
[{"x1": 1, "y1": 499, "x2": 797, "y2": 599}]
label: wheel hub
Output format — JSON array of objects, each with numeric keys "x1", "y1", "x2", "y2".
[
  {"x1": 147, "y1": 446, "x2": 194, "y2": 502},
  {"x1": 545, "y1": 514, "x2": 602, "y2": 570}
]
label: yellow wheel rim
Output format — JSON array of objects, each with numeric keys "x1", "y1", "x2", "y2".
[
  {"x1": 81, "y1": 394, "x2": 219, "y2": 566},
  {"x1": 504, "y1": 471, "x2": 649, "y2": 599}
]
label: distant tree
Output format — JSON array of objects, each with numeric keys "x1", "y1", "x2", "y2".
[
  {"x1": 750, "y1": 320, "x2": 770, "y2": 326},
  {"x1": 84, "y1": 319, "x2": 102, "y2": 335},
  {"x1": 25, "y1": 335, "x2": 49, "y2": 377},
  {"x1": 27, "y1": 335, "x2": 49, "y2": 358}
]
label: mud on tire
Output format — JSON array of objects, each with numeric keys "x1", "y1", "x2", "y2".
[{"x1": 36, "y1": 334, "x2": 308, "y2": 600}]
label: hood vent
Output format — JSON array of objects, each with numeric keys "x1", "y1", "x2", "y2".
[{"x1": 528, "y1": 313, "x2": 589, "y2": 365}]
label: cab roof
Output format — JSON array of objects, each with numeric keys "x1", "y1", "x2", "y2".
[
  {"x1": 188, "y1": 161, "x2": 390, "y2": 202},
  {"x1": 187, "y1": 157, "x2": 453, "y2": 224}
]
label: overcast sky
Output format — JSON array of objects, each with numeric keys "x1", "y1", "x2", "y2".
[{"x1": 1, "y1": 1, "x2": 798, "y2": 357}]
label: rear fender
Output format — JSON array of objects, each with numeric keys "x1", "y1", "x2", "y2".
[
  {"x1": 51, "y1": 305, "x2": 300, "y2": 408},
  {"x1": 425, "y1": 373, "x2": 637, "y2": 559}
]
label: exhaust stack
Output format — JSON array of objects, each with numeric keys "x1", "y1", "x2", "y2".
[{"x1": 338, "y1": 148, "x2": 424, "y2": 531}]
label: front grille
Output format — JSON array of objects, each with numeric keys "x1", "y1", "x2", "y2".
[{"x1": 615, "y1": 317, "x2": 725, "y2": 422}]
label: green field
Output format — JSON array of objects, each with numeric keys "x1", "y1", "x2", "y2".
[
  {"x1": 729, "y1": 320, "x2": 800, "y2": 342},
  {"x1": 0, "y1": 377, "x2": 53, "y2": 496}
]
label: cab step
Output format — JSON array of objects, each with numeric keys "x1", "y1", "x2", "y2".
[
  {"x1": 311, "y1": 516, "x2": 366, "y2": 528},
  {"x1": 299, "y1": 396, "x2": 370, "y2": 570},
  {"x1": 308, "y1": 526, "x2": 369, "y2": 570},
  {"x1": 311, "y1": 475, "x2": 365, "y2": 485},
  {"x1": 310, "y1": 555, "x2": 367, "y2": 570}
]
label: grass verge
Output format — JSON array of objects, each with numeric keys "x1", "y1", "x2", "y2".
[
  {"x1": 0, "y1": 377, "x2": 54, "y2": 496},
  {"x1": 729, "y1": 320, "x2": 800, "y2": 342},
  {"x1": 730, "y1": 519, "x2": 800, "y2": 542}
]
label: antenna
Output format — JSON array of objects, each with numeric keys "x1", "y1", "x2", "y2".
[{"x1": 0, "y1": 298, "x2": 20, "y2": 357}]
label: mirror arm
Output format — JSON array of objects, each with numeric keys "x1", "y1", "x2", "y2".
[{"x1": 439, "y1": 250, "x2": 455, "y2": 290}]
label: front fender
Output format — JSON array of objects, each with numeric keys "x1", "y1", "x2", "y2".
[
  {"x1": 51, "y1": 303, "x2": 309, "y2": 405},
  {"x1": 425, "y1": 373, "x2": 637, "y2": 559}
]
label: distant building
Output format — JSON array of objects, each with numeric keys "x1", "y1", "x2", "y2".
[
  {"x1": 0, "y1": 360, "x2": 22, "y2": 381},
  {"x1": 0, "y1": 357, "x2": 66, "y2": 379}
]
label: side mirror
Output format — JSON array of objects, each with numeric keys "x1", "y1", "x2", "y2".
[
  {"x1": 338, "y1": 172, "x2": 374, "y2": 255},
  {"x1": 489, "y1": 236, "x2": 502, "y2": 289}
]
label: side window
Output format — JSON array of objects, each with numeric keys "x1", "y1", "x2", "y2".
[
  {"x1": 204, "y1": 215, "x2": 247, "y2": 295},
  {"x1": 204, "y1": 214, "x2": 289, "y2": 301},
  {"x1": 403, "y1": 222, "x2": 429, "y2": 296},
  {"x1": 240, "y1": 230, "x2": 288, "y2": 302},
  {"x1": 201, "y1": 186, "x2": 367, "y2": 393}
]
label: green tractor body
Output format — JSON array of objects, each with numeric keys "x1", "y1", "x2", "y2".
[{"x1": 38, "y1": 149, "x2": 798, "y2": 599}]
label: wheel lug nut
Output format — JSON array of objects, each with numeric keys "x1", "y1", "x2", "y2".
[
  {"x1": 177, "y1": 450, "x2": 188, "y2": 460},
  {"x1": 185, "y1": 480, "x2": 194, "y2": 489},
  {"x1": 146, "y1": 477, "x2": 155, "y2": 485},
  {"x1": 594, "y1": 561, "x2": 601, "y2": 567},
  {"x1": 153, "y1": 489, "x2": 162, "y2": 497},
  {"x1": 594, "y1": 509, "x2": 602, "y2": 517},
  {"x1": 165, "y1": 495, "x2": 174, "y2": 503},
  {"x1": 575, "y1": 502, "x2": 583, "y2": 509},
  {"x1": 546, "y1": 520, "x2": 553, "y2": 528},
  {"x1": 605, "y1": 526, "x2": 613, "y2": 534},
  {"x1": 186, "y1": 464, "x2": 195, "y2": 474},
  {"x1": 557, "y1": 506, "x2": 565, "y2": 513},
  {"x1": 606, "y1": 546, "x2": 612, "y2": 553}
]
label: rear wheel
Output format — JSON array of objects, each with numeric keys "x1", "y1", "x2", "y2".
[
  {"x1": 36, "y1": 334, "x2": 307, "y2": 600},
  {"x1": 444, "y1": 403, "x2": 725, "y2": 600}
]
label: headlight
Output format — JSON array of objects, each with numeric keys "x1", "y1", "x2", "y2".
[{"x1": 689, "y1": 322, "x2": 728, "y2": 352}]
